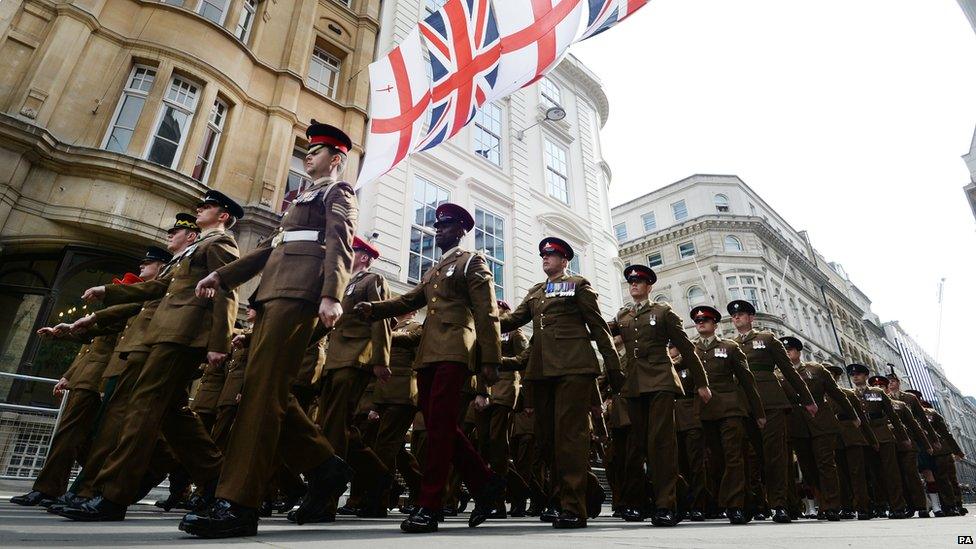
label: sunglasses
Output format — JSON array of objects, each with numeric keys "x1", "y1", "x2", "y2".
[{"x1": 693, "y1": 318, "x2": 713, "y2": 324}]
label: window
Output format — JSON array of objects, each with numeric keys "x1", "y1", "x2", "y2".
[
  {"x1": 197, "y1": 0, "x2": 228, "y2": 25},
  {"x1": 678, "y1": 241, "x2": 695, "y2": 259},
  {"x1": 686, "y1": 286, "x2": 707, "y2": 307},
  {"x1": 308, "y1": 46, "x2": 341, "y2": 99},
  {"x1": 714, "y1": 194, "x2": 730, "y2": 213},
  {"x1": 146, "y1": 76, "x2": 199, "y2": 168},
  {"x1": 672, "y1": 199, "x2": 688, "y2": 221},
  {"x1": 475, "y1": 208, "x2": 505, "y2": 300},
  {"x1": 726, "y1": 274, "x2": 764, "y2": 312},
  {"x1": 281, "y1": 149, "x2": 312, "y2": 212},
  {"x1": 236, "y1": 0, "x2": 256, "y2": 42},
  {"x1": 641, "y1": 212, "x2": 656, "y2": 232},
  {"x1": 409, "y1": 177, "x2": 449, "y2": 282},
  {"x1": 191, "y1": 99, "x2": 227, "y2": 183},
  {"x1": 544, "y1": 138, "x2": 569, "y2": 204},
  {"x1": 539, "y1": 77, "x2": 561, "y2": 109},
  {"x1": 614, "y1": 222, "x2": 628, "y2": 243},
  {"x1": 424, "y1": 0, "x2": 447, "y2": 16},
  {"x1": 567, "y1": 255, "x2": 581, "y2": 276},
  {"x1": 653, "y1": 294, "x2": 670, "y2": 303},
  {"x1": 472, "y1": 103, "x2": 502, "y2": 166},
  {"x1": 103, "y1": 66, "x2": 156, "y2": 154},
  {"x1": 647, "y1": 252, "x2": 663, "y2": 267},
  {"x1": 724, "y1": 235, "x2": 743, "y2": 252}
]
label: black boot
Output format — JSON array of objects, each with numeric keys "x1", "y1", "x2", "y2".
[
  {"x1": 289, "y1": 456, "x2": 353, "y2": 525},
  {"x1": 553, "y1": 510, "x2": 586, "y2": 529},
  {"x1": 57, "y1": 495, "x2": 126, "y2": 521},
  {"x1": 771, "y1": 507, "x2": 791, "y2": 523},
  {"x1": 620, "y1": 507, "x2": 644, "y2": 522},
  {"x1": 10, "y1": 490, "x2": 56, "y2": 507},
  {"x1": 825, "y1": 509, "x2": 840, "y2": 522},
  {"x1": 540, "y1": 506, "x2": 559, "y2": 522},
  {"x1": 336, "y1": 504, "x2": 359, "y2": 516},
  {"x1": 651, "y1": 508, "x2": 678, "y2": 527},
  {"x1": 857, "y1": 510, "x2": 872, "y2": 520},
  {"x1": 179, "y1": 498, "x2": 258, "y2": 539},
  {"x1": 400, "y1": 507, "x2": 438, "y2": 533},
  {"x1": 727, "y1": 508, "x2": 748, "y2": 525},
  {"x1": 258, "y1": 501, "x2": 273, "y2": 518},
  {"x1": 688, "y1": 510, "x2": 705, "y2": 522},
  {"x1": 509, "y1": 499, "x2": 527, "y2": 517},
  {"x1": 469, "y1": 474, "x2": 506, "y2": 527},
  {"x1": 46, "y1": 492, "x2": 87, "y2": 514},
  {"x1": 458, "y1": 489, "x2": 471, "y2": 514}
]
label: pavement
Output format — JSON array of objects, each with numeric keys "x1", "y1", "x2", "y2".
[{"x1": 0, "y1": 492, "x2": 972, "y2": 549}]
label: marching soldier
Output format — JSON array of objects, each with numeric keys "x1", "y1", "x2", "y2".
[
  {"x1": 877, "y1": 377, "x2": 933, "y2": 517},
  {"x1": 185, "y1": 122, "x2": 358, "y2": 537},
  {"x1": 604, "y1": 339, "x2": 632, "y2": 517},
  {"x1": 824, "y1": 364, "x2": 877, "y2": 520},
  {"x1": 609, "y1": 265, "x2": 708, "y2": 527},
  {"x1": 919, "y1": 393, "x2": 966, "y2": 516},
  {"x1": 192, "y1": 359, "x2": 226, "y2": 433},
  {"x1": 848, "y1": 364, "x2": 911, "y2": 518},
  {"x1": 668, "y1": 344, "x2": 710, "y2": 521},
  {"x1": 355, "y1": 202, "x2": 504, "y2": 533},
  {"x1": 63, "y1": 195, "x2": 240, "y2": 521},
  {"x1": 497, "y1": 238, "x2": 622, "y2": 529},
  {"x1": 781, "y1": 336, "x2": 855, "y2": 521},
  {"x1": 210, "y1": 305, "x2": 255, "y2": 452},
  {"x1": 887, "y1": 373, "x2": 941, "y2": 454},
  {"x1": 728, "y1": 300, "x2": 815, "y2": 523},
  {"x1": 691, "y1": 306, "x2": 763, "y2": 524}
]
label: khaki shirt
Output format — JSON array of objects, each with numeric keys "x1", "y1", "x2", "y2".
[{"x1": 733, "y1": 329, "x2": 813, "y2": 411}]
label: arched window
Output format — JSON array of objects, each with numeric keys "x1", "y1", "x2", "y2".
[
  {"x1": 686, "y1": 286, "x2": 707, "y2": 307},
  {"x1": 714, "y1": 194, "x2": 730, "y2": 213},
  {"x1": 653, "y1": 294, "x2": 670, "y2": 304},
  {"x1": 724, "y1": 235, "x2": 743, "y2": 252}
]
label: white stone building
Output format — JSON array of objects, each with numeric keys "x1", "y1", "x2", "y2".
[
  {"x1": 956, "y1": 0, "x2": 976, "y2": 222},
  {"x1": 358, "y1": 0, "x2": 623, "y2": 316}
]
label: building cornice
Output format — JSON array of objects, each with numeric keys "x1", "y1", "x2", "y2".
[{"x1": 555, "y1": 55, "x2": 609, "y2": 127}]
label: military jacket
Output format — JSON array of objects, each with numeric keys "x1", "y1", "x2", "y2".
[
  {"x1": 296, "y1": 321, "x2": 328, "y2": 388},
  {"x1": 605, "y1": 352, "x2": 632, "y2": 429},
  {"x1": 693, "y1": 336, "x2": 763, "y2": 422},
  {"x1": 889, "y1": 390, "x2": 939, "y2": 446},
  {"x1": 790, "y1": 362, "x2": 855, "y2": 438},
  {"x1": 218, "y1": 331, "x2": 250, "y2": 407},
  {"x1": 324, "y1": 269, "x2": 391, "y2": 370},
  {"x1": 733, "y1": 329, "x2": 813, "y2": 410},
  {"x1": 62, "y1": 331, "x2": 120, "y2": 392},
  {"x1": 490, "y1": 329, "x2": 528, "y2": 409},
  {"x1": 191, "y1": 360, "x2": 226, "y2": 414},
  {"x1": 217, "y1": 178, "x2": 357, "y2": 304},
  {"x1": 855, "y1": 386, "x2": 908, "y2": 444},
  {"x1": 829, "y1": 388, "x2": 877, "y2": 448},
  {"x1": 373, "y1": 319, "x2": 421, "y2": 406},
  {"x1": 927, "y1": 408, "x2": 963, "y2": 457},
  {"x1": 892, "y1": 400, "x2": 931, "y2": 453},
  {"x1": 95, "y1": 300, "x2": 163, "y2": 379}
]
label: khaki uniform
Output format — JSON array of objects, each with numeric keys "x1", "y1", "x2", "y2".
[
  {"x1": 694, "y1": 336, "x2": 762, "y2": 510},
  {"x1": 856, "y1": 385, "x2": 909, "y2": 512},
  {"x1": 830, "y1": 387, "x2": 876, "y2": 513},
  {"x1": 93, "y1": 229, "x2": 238, "y2": 504},
  {"x1": 214, "y1": 177, "x2": 357, "y2": 508},
  {"x1": 786, "y1": 362, "x2": 854, "y2": 512},
  {"x1": 605, "y1": 352, "x2": 632, "y2": 511},
  {"x1": 210, "y1": 330, "x2": 250, "y2": 451},
  {"x1": 892, "y1": 400, "x2": 931, "y2": 511},
  {"x1": 733, "y1": 329, "x2": 814, "y2": 510},
  {"x1": 369, "y1": 246, "x2": 501, "y2": 511},
  {"x1": 295, "y1": 322, "x2": 328, "y2": 413},
  {"x1": 192, "y1": 361, "x2": 226, "y2": 431},
  {"x1": 890, "y1": 390, "x2": 939, "y2": 445},
  {"x1": 927, "y1": 407, "x2": 964, "y2": 511},
  {"x1": 501, "y1": 275, "x2": 619, "y2": 519},
  {"x1": 608, "y1": 301, "x2": 704, "y2": 513}
]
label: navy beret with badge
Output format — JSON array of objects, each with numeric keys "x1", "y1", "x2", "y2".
[
  {"x1": 727, "y1": 300, "x2": 756, "y2": 316},
  {"x1": 197, "y1": 189, "x2": 244, "y2": 220}
]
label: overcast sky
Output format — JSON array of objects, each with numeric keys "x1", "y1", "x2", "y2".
[{"x1": 573, "y1": 1, "x2": 976, "y2": 395}]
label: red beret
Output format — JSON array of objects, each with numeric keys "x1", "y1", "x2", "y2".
[
  {"x1": 352, "y1": 236, "x2": 380, "y2": 259},
  {"x1": 497, "y1": 300, "x2": 511, "y2": 311},
  {"x1": 539, "y1": 237, "x2": 574, "y2": 260},
  {"x1": 690, "y1": 305, "x2": 721, "y2": 322}
]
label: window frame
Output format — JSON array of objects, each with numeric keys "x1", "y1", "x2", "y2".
[
  {"x1": 724, "y1": 235, "x2": 743, "y2": 252},
  {"x1": 726, "y1": 274, "x2": 766, "y2": 312},
  {"x1": 672, "y1": 199, "x2": 688, "y2": 222},
  {"x1": 714, "y1": 193, "x2": 730, "y2": 213},
  {"x1": 143, "y1": 74, "x2": 200, "y2": 169},
  {"x1": 191, "y1": 98, "x2": 228, "y2": 183},
  {"x1": 613, "y1": 222, "x2": 628, "y2": 243},
  {"x1": 677, "y1": 241, "x2": 696, "y2": 259},
  {"x1": 474, "y1": 206, "x2": 506, "y2": 300},
  {"x1": 235, "y1": 0, "x2": 257, "y2": 43},
  {"x1": 686, "y1": 285, "x2": 707, "y2": 307},
  {"x1": 539, "y1": 76, "x2": 562, "y2": 109},
  {"x1": 197, "y1": 0, "x2": 229, "y2": 26},
  {"x1": 408, "y1": 177, "x2": 450, "y2": 283},
  {"x1": 472, "y1": 102, "x2": 503, "y2": 166},
  {"x1": 308, "y1": 45, "x2": 342, "y2": 99},
  {"x1": 641, "y1": 211, "x2": 657, "y2": 233},
  {"x1": 647, "y1": 251, "x2": 663, "y2": 267},
  {"x1": 543, "y1": 137, "x2": 570, "y2": 204},
  {"x1": 101, "y1": 65, "x2": 157, "y2": 154}
]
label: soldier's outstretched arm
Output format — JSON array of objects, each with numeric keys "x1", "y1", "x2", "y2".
[
  {"x1": 321, "y1": 184, "x2": 358, "y2": 301},
  {"x1": 103, "y1": 278, "x2": 170, "y2": 305},
  {"x1": 664, "y1": 307, "x2": 707, "y2": 389},
  {"x1": 215, "y1": 238, "x2": 272, "y2": 290},
  {"x1": 881, "y1": 392, "x2": 909, "y2": 442},
  {"x1": 499, "y1": 286, "x2": 536, "y2": 334},
  {"x1": 369, "y1": 281, "x2": 427, "y2": 320},
  {"x1": 207, "y1": 238, "x2": 240, "y2": 355},
  {"x1": 772, "y1": 339, "x2": 814, "y2": 406}
]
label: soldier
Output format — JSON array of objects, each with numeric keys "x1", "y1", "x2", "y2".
[
  {"x1": 184, "y1": 123, "x2": 358, "y2": 538},
  {"x1": 355, "y1": 202, "x2": 504, "y2": 533},
  {"x1": 603, "y1": 339, "x2": 632, "y2": 517},
  {"x1": 495, "y1": 238, "x2": 621, "y2": 529},
  {"x1": 876, "y1": 376, "x2": 933, "y2": 517},
  {"x1": 10, "y1": 248, "x2": 170, "y2": 508},
  {"x1": 781, "y1": 336, "x2": 855, "y2": 522},
  {"x1": 509, "y1": 361, "x2": 545, "y2": 517},
  {"x1": 691, "y1": 305, "x2": 763, "y2": 524},
  {"x1": 728, "y1": 300, "x2": 815, "y2": 523},
  {"x1": 608, "y1": 265, "x2": 707, "y2": 527},
  {"x1": 824, "y1": 364, "x2": 877, "y2": 520},
  {"x1": 848, "y1": 364, "x2": 911, "y2": 519},
  {"x1": 919, "y1": 394, "x2": 966, "y2": 516},
  {"x1": 667, "y1": 344, "x2": 709, "y2": 521},
  {"x1": 61, "y1": 195, "x2": 240, "y2": 521},
  {"x1": 887, "y1": 373, "x2": 941, "y2": 455},
  {"x1": 210, "y1": 305, "x2": 256, "y2": 452},
  {"x1": 315, "y1": 235, "x2": 392, "y2": 520},
  {"x1": 475, "y1": 300, "x2": 529, "y2": 517},
  {"x1": 192, "y1": 358, "x2": 226, "y2": 433}
]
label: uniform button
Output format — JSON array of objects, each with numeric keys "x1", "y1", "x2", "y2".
[
  {"x1": 431, "y1": 297, "x2": 437, "y2": 303},
  {"x1": 433, "y1": 284, "x2": 438, "y2": 289}
]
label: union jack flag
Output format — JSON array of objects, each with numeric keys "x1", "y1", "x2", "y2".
[
  {"x1": 578, "y1": 0, "x2": 650, "y2": 41},
  {"x1": 416, "y1": 0, "x2": 501, "y2": 152}
]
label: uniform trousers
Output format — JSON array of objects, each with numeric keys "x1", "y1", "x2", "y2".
[
  {"x1": 32, "y1": 388, "x2": 101, "y2": 496},
  {"x1": 416, "y1": 362, "x2": 490, "y2": 509},
  {"x1": 748, "y1": 408, "x2": 790, "y2": 509},
  {"x1": 623, "y1": 391, "x2": 678, "y2": 511},
  {"x1": 606, "y1": 426, "x2": 630, "y2": 510},
  {"x1": 475, "y1": 404, "x2": 515, "y2": 504},
  {"x1": 934, "y1": 454, "x2": 962, "y2": 509},
  {"x1": 373, "y1": 404, "x2": 422, "y2": 502},
  {"x1": 93, "y1": 344, "x2": 221, "y2": 505},
  {"x1": 210, "y1": 404, "x2": 237, "y2": 452},
  {"x1": 792, "y1": 434, "x2": 841, "y2": 510},
  {"x1": 703, "y1": 417, "x2": 747, "y2": 509},
  {"x1": 216, "y1": 299, "x2": 335, "y2": 508},
  {"x1": 677, "y1": 426, "x2": 709, "y2": 512},
  {"x1": 867, "y1": 441, "x2": 906, "y2": 511},
  {"x1": 512, "y1": 432, "x2": 544, "y2": 505},
  {"x1": 896, "y1": 448, "x2": 926, "y2": 510},
  {"x1": 835, "y1": 444, "x2": 870, "y2": 512}
]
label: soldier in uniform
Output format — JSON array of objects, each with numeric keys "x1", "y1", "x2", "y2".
[
  {"x1": 824, "y1": 364, "x2": 877, "y2": 520},
  {"x1": 608, "y1": 265, "x2": 707, "y2": 527},
  {"x1": 728, "y1": 300, "x2": 815, "y2": 523},
  {"x1": 496, "y1": 237, "x2": 621, "y2": 529},
  {"x1": 920, "y1": 394, "x2": 967, "y2": 516},
  {"x1": 509, "y1": 367, "x2": 545, "y2": 517},
  {"x1": 690, "y1": 306, "x2": 763, "y2": 524},
  {"x1": 603, "y1": 339, "x2": 632, "y2": 517},
  {"x1": 210, "y1": 304, "x2": 256, "y2": 452},
  {"x1": 10, "y1": 248, "x2": 171, "y2": 508},
  {"x1": 781, "y1": 336, "x2": 855, "y2": 521},
  {"x1": 875, "y1": 376, "x2": 933, "y2": 517},
  {"x1": 355, "y1": 202, "x2": 504, "y2": 533},
  {"x1": 668, "y1": 344, "x2": 710, "y2": 520},
  {"x1": 315, "y1": 235, "x2": 392, "y2": 520},
  {"x1": 192, "y1": 359, "x2": 226, "y2": 433},
  {"x1": 887, "y1": 373, "x2": 941, "y2": 454},
  {"x1": 184, "y1": 123, "x2": 358, "y2": 538},
  {"x1": 848, "y1": 364, "x2": 911, "y2": 519}
]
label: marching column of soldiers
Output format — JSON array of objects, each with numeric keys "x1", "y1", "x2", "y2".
[{"x1": 8, "y1": 121, "x2": 969, "y2": 537}]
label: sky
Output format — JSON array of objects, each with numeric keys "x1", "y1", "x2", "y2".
[{"x1": 573, "y1": 1, "x2": 976, "y2": 395}]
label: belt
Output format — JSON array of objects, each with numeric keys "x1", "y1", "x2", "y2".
[
  {"x1": 272, "y1": 229, "x2": 323, "y2": 248},
  {"x1": 751, "y1": 365, "x2": 775, "y2": 373}
]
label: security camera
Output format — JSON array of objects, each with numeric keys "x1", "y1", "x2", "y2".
[{"x1": 370, "y1": 231, "x2": 380, "y2": 241}]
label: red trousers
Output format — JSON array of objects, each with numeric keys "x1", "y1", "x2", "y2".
[{"x1": 416, "y1": 362, "x2": 490, "y2": 509}]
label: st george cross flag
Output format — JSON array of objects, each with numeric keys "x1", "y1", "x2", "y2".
[
  {"x1": 415, "y1": 0, "x2": 501, "y2": 152},
  {"x1": 357, "y1": 28, "x2": 432, "y2": 186},
  {"x1": 490, "y1": 0, "x2": 585, "y2": 101},
  {"x1": 578, "y1": 0, "x2": 650, "y2": 41}
]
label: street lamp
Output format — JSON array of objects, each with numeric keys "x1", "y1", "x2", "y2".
[{"x1": 516, "y1": 106, "x2": 567, "y2": 140}]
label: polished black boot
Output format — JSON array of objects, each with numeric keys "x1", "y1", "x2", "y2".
[
  {"x1": 553, "y1": 510, "x2": 586, "y2": 529},
  {"x1": 727, "y1": 508, "x2": 748, "y2": 525},
  {"x1": 289, "y1": 455, "x2": 353, "y2": 525},
  {"x1": 651, "y1": 508, "x2": 678, "y2": 527},
  {"x1": 273, "y1": 487, "x2": 306, "y2": 514},
  {"x1": 771, "y1": 507, "x2": 791, "y2": 523},
  {"x1": 57, "y1": 495, "x2": 127, "y2": 521},
  {"x1": 47, "y1": 492, "x2": 87, "y2": 514},
  {"x1": 457, "y1": 489, "x2": 471, "y2": 514},
  {"x1": 400, "y1": 507, "x2": 439, "y2": 533},
  {"x1": 154, "y1": 492, "x2": 188, "y2": 512},
  {"x1": 824, "y1": 509, "x2": 840, "y2": 522},
  {"x1": 336, "y1": 504, "x2": 359, "y2": 516},
  {"x1": 509, "y1": 499, "x2": 527, "y2": 517},
  {"x1": 857, "y1": 510, "x2": 872, "y2": 520},
  {"x1": 620, "y1": 507, "x2": 644, "y2": 522},
  {"x1": 258, "y1": 500, "x2": 273, "y2": 518},
  {"x1": 179, "y1": 498, "x2": 258, "y2": 538},
  {"x1": 687, "y1": 510, "x2": 705, "y2": 522},
  {"x1": 10, "y1": 490, "x2": 56, "y2": 507},
  {"x1": 540, "y1": 506, "x2": 559, "y2": 522},
  {"x1": 469, "y1": 474, "x2": 506, "y2": 527}
]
